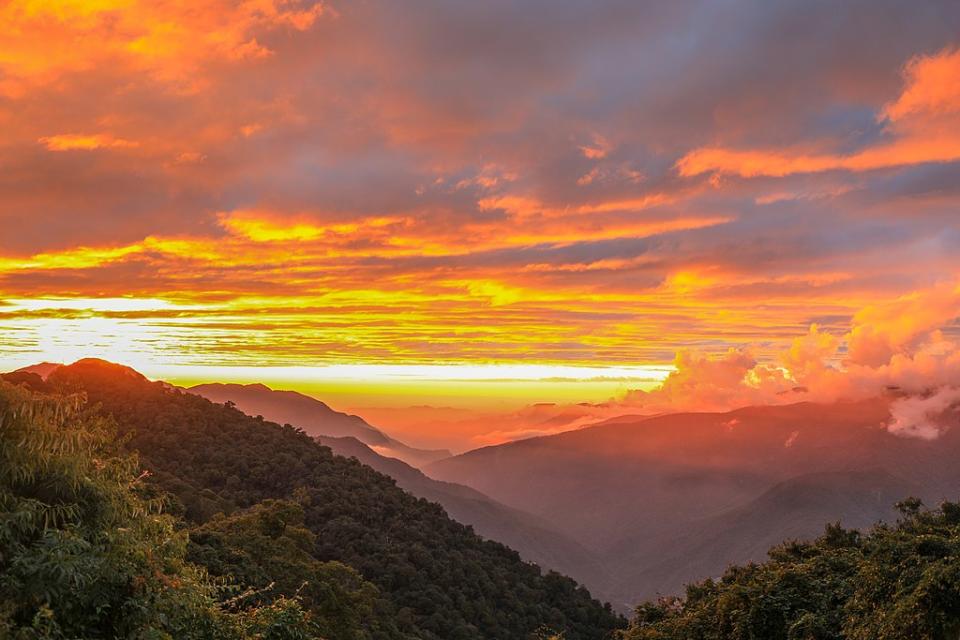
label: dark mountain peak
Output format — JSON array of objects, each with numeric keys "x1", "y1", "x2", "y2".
[
  {"x1": 38, "y1": 360, "x2": 154, "y2": 399},
  {"x1": 1, "y1": 370, "x2": 47, "y2": 390}
]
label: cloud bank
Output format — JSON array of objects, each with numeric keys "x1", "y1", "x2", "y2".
[{"x1": 0, "y1": 0, "x2": 958, "y2": 389}]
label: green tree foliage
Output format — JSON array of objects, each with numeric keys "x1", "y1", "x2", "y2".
[
  {"x1": 0, "y1": 380, "x2": 318, "y2": 639},
  {"x1": 38, "y1": 359, "x2": 624, "y2": 640},
  {"x1": 188, "y1": 499, "x2": 386, "y2": 640},
  {"x1": 620, "y1": 501, "x2": 960, "y2": 640}
]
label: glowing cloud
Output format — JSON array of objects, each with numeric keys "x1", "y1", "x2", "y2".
[
  {"x1": 622, "y1": 281, "x2": 960, "y2": 434},
  {"x1": 0, "y1": 0, "x2": 329, "y2": 94},
  {"x1": 677, "y1": 47, "x2": 960, "y2": 178},
  {"x1": 38, "y1": 133, "x2": 138, "y2": 151}
]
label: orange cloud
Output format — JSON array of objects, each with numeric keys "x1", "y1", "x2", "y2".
[
  {"x1": 881, "y1": 47, "x2": 960, "y2": 122},
  {"x1": 579, "y1": 134, "x2": 612, "y2": 159},
  {"x1": 623, "y1": 281, "x2": 960, "y2": 425},
  {"x1": 0, "y1": 0, "x2": 329, "y2": 94},
  {"x1": 478, "y1": 193, "x2": 673, "y2": 219},
  {"x1": 38, "y1": 133, "x2": 138, "y2": 151},
  {"x1": 218, "y1": 211, "x2": 409, "y2": 243},
  {"x1": 501, "y1": 214, "x2": 732, "y2": 247},
  {"x1": 845, "y1": 282, "x2": 960, "y2": 367},
  {"x1": 677, "y1": 47, "x2": 960, "y2": 178}
]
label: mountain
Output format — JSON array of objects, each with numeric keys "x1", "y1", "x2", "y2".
[
  {"x1": 621, "y1": 468, "x2": 916, "y2": 600},
  {"x1": 13, "y1": 361, "x2": 63, "y2": 380},
  {"x1": 427, "y1": 399, "x2": 960, "y2": 607},
  {"x1": 20, "y1": 359, "x2": 623, "y2": 640},
  {"x1": 190, "y1": 382, "x2": 450, "y2": 467},
  {"x1": 316, "y1": 434, "x2": 613, "y2": 604}
]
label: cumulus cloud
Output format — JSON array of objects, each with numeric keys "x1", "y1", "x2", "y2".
[
  {"x1": 887, "y1": 387, "x2": 960, "y2": 440},
  {"x1": 846, "y1": 283, "x2": 960, "y2": 366},
  {"x1": 621, "y1": 283, "x2": 960, "y2": 437}
]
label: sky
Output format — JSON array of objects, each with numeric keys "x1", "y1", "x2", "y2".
[{"x1": 2, "y1": 1, "x2": 960, "y2": 447}]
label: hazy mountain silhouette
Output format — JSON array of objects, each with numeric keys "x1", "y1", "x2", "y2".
[
  {"x1": 13, "y1": 360, "x2": 958, "y2": 611},
  {"x1": 190, "y1": 382, "x2": 450, "y2": 467},
  {"x1": 427, "y1": 399, "x2": 960, "y2": 607},
  {"x1": 617, "y1": 468, "x2": 916, "y2": 601}
]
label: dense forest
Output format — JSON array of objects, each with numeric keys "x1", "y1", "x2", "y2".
[
  {"x1": 3, "y1": 359, "x2": 623, "y2": 640},
  {"x1": 0, "y1": 379, "x2": 316, "y2": 639}
]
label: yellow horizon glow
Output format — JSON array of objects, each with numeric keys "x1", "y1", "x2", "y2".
[
  {"x1": 156, "y1": 363, "x2": 672, "y2": 410},
  {"x1": 0, "y1": 352, "x2": 671, "y2": 410}
]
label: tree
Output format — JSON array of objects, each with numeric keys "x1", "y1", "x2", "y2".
[{"x1": 189, "y1": 499, "x2": 383, "y2": 640}]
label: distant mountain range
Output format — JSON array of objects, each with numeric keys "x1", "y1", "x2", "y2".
[
  {"x1": 6, "y1": 362, "x2": 618, "y2": 604},
  {"x1": 12, "y1": 362, "x2": 63, "y2": 379},
  {"x1": 189, "y1": 382, "x2": 452, "y2": 467},
  {"x1": 426, "y1": 399, "x2": 960, "y2": 608},
  {"x1": 12, "y1": 364, "x2": 452, "y2": 467}
]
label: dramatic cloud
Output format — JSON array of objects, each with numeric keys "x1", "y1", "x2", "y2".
[
  {"x1": 887, "y1": 387, "x2": 960, "y2": 440},
  {"x1": 0, "y1": 0, "x2": 328, "y2": 95},
  {"x1": 677, "y1": 47, "x2": 960, "y2": 178},
  {"x1": 0, "y1": 0, "x2": 959, "y2": 424},
  {"x1": 38, "y1": 134, "x2": 139, "y2": 152},
  {"x1": 621, "y1": 282, "x2": 960, "y2": 438}
]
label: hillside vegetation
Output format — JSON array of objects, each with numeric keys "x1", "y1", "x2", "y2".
[
  {"x1": 0, "y1": 380, "x2": 318, "y2": 639},
  {"x1": 12, "y1": 359, "x2": 623, "y2": 640},
  {"x1": 7, "y1": 360, "x2": 958, "y2": 640},
  {"x1": 620, "y1": 500, "x2": 960, "y2": 640}
]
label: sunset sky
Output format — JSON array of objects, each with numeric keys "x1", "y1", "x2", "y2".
[{"x1": 2, "y1": 1, "x2": 960, "y2": 445}]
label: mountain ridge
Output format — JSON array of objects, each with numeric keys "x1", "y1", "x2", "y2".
[
  {"x1": 426, "y1": 397, "x2": 959, "y2": 607},
  {"x1": 190, "y1": 381, "x2": 451, "y2": 467}
]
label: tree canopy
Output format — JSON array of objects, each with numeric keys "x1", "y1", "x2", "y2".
[{"x1": 0, "y1": 380, "x2": 318, "y2": 639}]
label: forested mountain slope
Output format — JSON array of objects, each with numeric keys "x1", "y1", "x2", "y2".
[
  {"x1": 28, "y1": 359, "x2": 624, "y2": 640},
  {"x1": 317, "y1": 434, "x2": 612, "y2": 603},
  {"x1": 0, "y1": 380, "x2": 321, "y2": 639}
]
